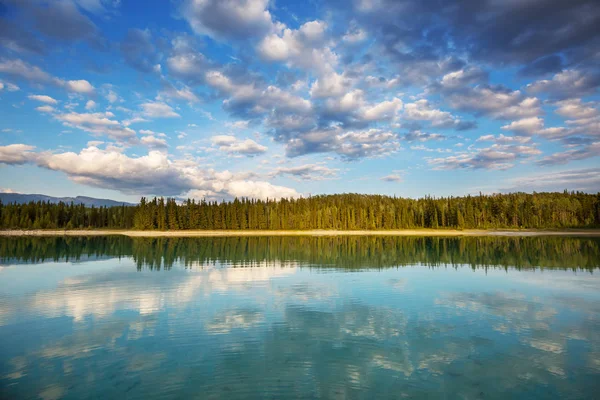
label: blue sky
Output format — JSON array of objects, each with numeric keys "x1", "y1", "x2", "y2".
[{"x1": 0, "y1": 0, "x2": 599, "y2": 202}]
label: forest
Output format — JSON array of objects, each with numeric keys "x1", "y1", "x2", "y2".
[
  {"x1": 1, "y1": 235, "x2": 599, "y2": 271},
  {"x1": 0, "y1": 192, "x2": 599, "y2": 230}
]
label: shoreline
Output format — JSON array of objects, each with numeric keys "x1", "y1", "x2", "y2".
[{"x1": 1, "y1": 229, "x2": 600, "y2": 237}]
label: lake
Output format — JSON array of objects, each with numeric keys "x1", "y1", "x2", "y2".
[{"x1": 1, "y1": 235, "x2": 599, "y2": 399}]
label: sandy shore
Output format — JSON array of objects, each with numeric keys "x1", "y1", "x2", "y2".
[{"x1": 1, "y1": 229, "x2": 599, "y2": 237}]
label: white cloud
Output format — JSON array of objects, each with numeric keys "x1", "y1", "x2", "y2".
[
  {"x1": 527, "y1": 69, "x2": 600, "y2": 99},
  {"x1": 0, "y1": 144, "x2": 299, "y2": 200},
  {"x1": 0, "y1": 58, "x2": 95, "y2": 95},
  {"x1": 403, "y1": 99, "x2": 466, "y2": 128},
  {"x1": 36, "y1": 105, "x2": 56, "y2": 113},
  {"x1": 271, "y1": 164, "x2": 338, "y2": 181},
  {"x1": 428, "y1": 143, "x2": 541, "y2": 170},
  {"x1": 205, "y1": 70, "x2": 311, "y2": 115},
  {"x1": 54, "y1": 111, "x2": 136, "y2": 141},
  {"x1": 211, "y1": 135, "x2": 267, "y2": 156},
  {"x1": 0, "y1": 144, "x2": 37, "y2": 164},
  {"x1": 501, "y1": 117, "x2": 544, "y2": 135},
  {"x1": 448, "y1": 86, "x2": 543, "y2": 120},
  {"x1": 381, "y1": 174, "x2": 403, "y2": 182},
  {"x1": 309, "y1": 71, "x2": 349, "y2": 98},
  {"x1": 28, "y1": 94, "x2": 58, "y2": 104},
  {"x1": 181, "y1": 0, "x2": 276, "y2": 40},
  {"x1": 140, "y1": 102, "x2": 180, "y2": 118},
  {"x1": 65, "y1": 79, "x2": 95, "y2": 94},
  {"x1": 503, "y1": 168, "x2": 600, "y2": 192},
  {"x1": 140, "y1": 135, "x2": 168, "y2": 149},
  {"x1": 258, "y1": 20, "x2": 336, "y2": 74},
  {"x1": 85, "y1": 100, "x2": 97, "y2": 110},
  {"x1": 0, "y1": 81, "x2": 19, "y2": 92}
]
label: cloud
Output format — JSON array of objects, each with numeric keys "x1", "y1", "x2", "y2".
[
  {"x1": 447, "y1": 85, "x2": 543, "y2": 120},
  {"x1": 181, "y1": 0, "x2": 275, "y2": 40},
  {"x1": 205, "y1": 70, "x2": 311, "y2": 117},
  {"x1": 476, "y1": 134, "x2": 532, "y2": 145},
  {"x1": 140, "y1": 102, "x2": 181, "y2": 118},
  {"x1": 503, "y1": 168, "x2": 600, "y2": 193},
  {"x1": 352, "y1": 0, "x2": 600, "y2": 70},
  {"x1": 258, "y1": 20, "x2": 336, "y2": 73},
  {"x1": 527, "y1": 69, "x2": 600, "y2": 99},
  {"x1": 536, "y1": 142, "x2": 600, "y2": 166},
  {"x1": 501, "y1": 117, "x2": 544, "y2": 135},
  {"x1": 0, "y1": 144, "x2": 36, "y2": 164},
  {"x1": 36, "y1": 105, "x2": 56, "y2": 113},
  {"x1": 64, "y1": 80, "x2": 95, "y2": 94},
  {"x1": 211, "y1": 135, "x2": 267, "y2": 156},
  {"x1": 54, "y1": 111, "x2": 136, "y2": 141},
  {"x1": 402, "y1": 131, "x2": 445, "y2": 142},
  {"x1": 0, "y1": 58, "x2": 95, "y2": 95},
  {"x1": 403, "y1": 99, "x2": 467, "y2": 129},
  {"x1": 85, "y1": 100, "x2": 97, "y2": 110},
  {"x1": 0, "y1": 81, "x2": 19, "y2": 92},
  {"x1": 120, "y1": 28, "x2": 159, "y2": 73},
  {"x1": 0, "y1": 144, "x2": 299, "y2": 200},
  {"x1": 28, "y1": 94, "x2": 58, "y2": 105},
  {"x1": 271, "y1": 164, "x2": 339, "y2": 181},
  {"x1": 381, "y1": 174, "x2": 403, "y2": 182},
  {"x1": 159, "y1": 81, "x2": 200, "y2": 103},
  {"x1": 323, "y1": 89, "x2": 402, "y2": 123},
  {"x1": 428, "y1": 143, "x2": 541, "y2": 170},
  {"x1": 286, "y1": 128, "x2": 400, "y2": 159},
  {"x1": 140, "y1": 135, "x2": 168, "y2": 150}
]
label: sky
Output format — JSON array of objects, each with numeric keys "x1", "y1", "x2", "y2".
[{"x1": 0, "y1": 0, "x2": 599, "y2": 203}]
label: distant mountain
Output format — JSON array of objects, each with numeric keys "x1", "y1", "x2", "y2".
[{"x1": 0, "y1": 193, "x2": 135, "y2": 207}]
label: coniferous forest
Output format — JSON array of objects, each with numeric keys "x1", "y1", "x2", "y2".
[{"x1": 0, "y1": 192, "x2": 599, "y2": 230}]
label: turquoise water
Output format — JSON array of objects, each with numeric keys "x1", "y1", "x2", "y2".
[{"x1": 1, "y1": 236, "x2": 599, "y2": 399}]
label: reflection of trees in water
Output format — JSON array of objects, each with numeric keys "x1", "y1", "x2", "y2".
[{"x1": 1, "y1": 236, "x2": 599, "y2": 271}]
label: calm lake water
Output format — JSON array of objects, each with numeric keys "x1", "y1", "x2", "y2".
[{"x1": 1, "y1": 236, "x2": 599, "y2": 399}]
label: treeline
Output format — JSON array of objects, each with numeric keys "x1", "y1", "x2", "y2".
[
  {"x1": 1, "y1": 236, "x2": 599, "y2": 271},
  {"x1": 1, "y1": 192, "x2": 599, "y2": 230}
]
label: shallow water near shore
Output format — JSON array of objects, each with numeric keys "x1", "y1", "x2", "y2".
[{"x1": 1, "y1": 236, "x2": 599, "y2": 399}]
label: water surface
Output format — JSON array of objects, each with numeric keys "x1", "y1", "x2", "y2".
[{"x1": 1, "y1": 236, "x2": 599, "y2": 399}]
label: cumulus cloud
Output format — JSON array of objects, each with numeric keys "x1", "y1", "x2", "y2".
[
  {"x1": 381, "y1": 174, "x2": 403, "y2": 182},
  {"x1": 0, "y1": 80, "x2": 19, "y2": 92},
  {"x1": 36, "y1": 105, "x2": 56, "y2": 113},
  {"x1": 403, "y1": 99, "x2": 469, "y2": 129},
  {"x1": 402, "y1": 131, "x2": 445, "y2": 142},
  {"x1": 140, "y1": 135, "x2": 168, "y2": 150},
  {"x1": 120, "y1": 28, "x2": 159, "y2": 73},
  {"x1": 258, "y1": 20, "x2": 337, "y2": 73},
  {"x1": 205, "y1": 70, "x2": 311, "y2": 116},
  {"x1": 140, "y1": 102, "x2": 181, "y2": 118},
  {"x1": 0, "y1": 58, "x2": 95, "y2": 95},
  {"x1": 0, "y1": 144, "x2": 37, "y2": 164},
  {"x1": 428, "y1": 143, "x2": 541, "y2": 170},
  {"x1": 537, "y1": 142, "x2": 600, "y2": 166},
  {"x1": 527, "y1": 69, "x2": 600, "y2": 99},
  {"x1": 503, "y1": 168, "x2": 600, "y2": 193},
  {"x1": 85, "y1": 100, "x2": 97, "y2": 110},
  {"x1": 54, "y1": 111, "x2": 136, "y2": 141},
  {"x1": 0, "y1": 144, "x2": 299, "y2": 200},
  {"x1": 211, "y1": 135, "x2": 267, "y2": 156},
  {"x1": 28, "y1": 94, "x2": 58, "y2": 104},
  {"x1": 271, "y1": 164, "x2": 339, "y2": 181},
  {"x1": 446, "y1": 85, "x2": 543, "y2": 120},
  {"x1": 181, "y1": 0, "x2": 276, "y2": 40},
  {"x1": 286, "y1": 128, "x2": 400, "y2": 159},
  {"x1": 501, "y1": 117, "x2": 544, "y2": 135}
]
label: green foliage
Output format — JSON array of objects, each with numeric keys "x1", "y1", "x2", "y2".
[
  {"x1": 1, "y1": 236, "x2": 599, "y2": 272},
  {"x1": 1, "y1": 192, "x2": 599, "y2": 230}
]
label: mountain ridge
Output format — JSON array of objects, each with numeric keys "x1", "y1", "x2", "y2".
[{"x1": 0, "y1": 193, "x2": 135, "y2": 207}]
